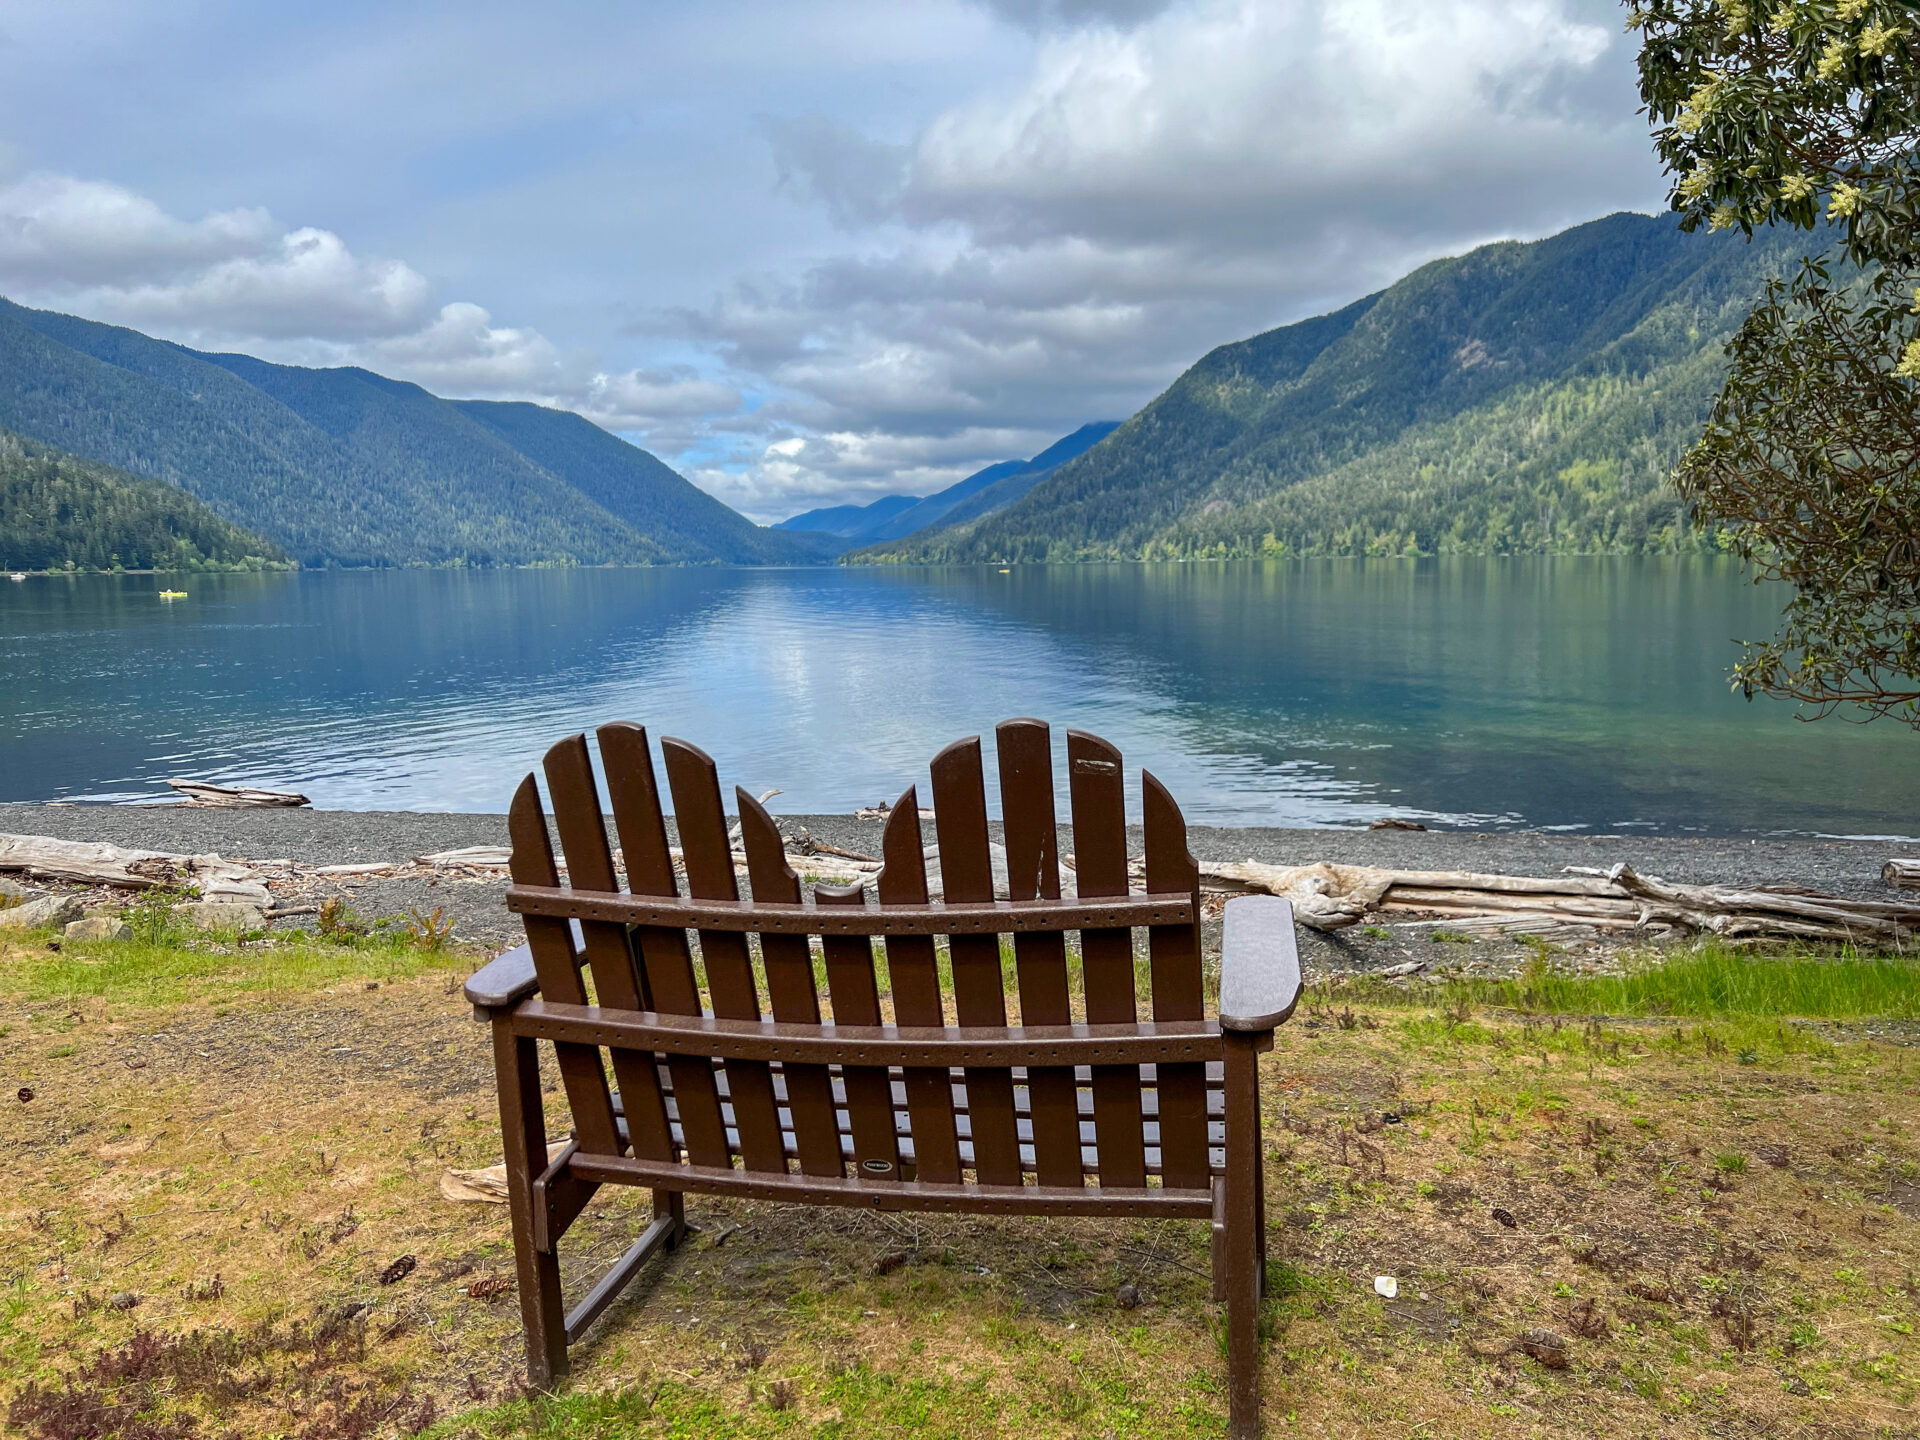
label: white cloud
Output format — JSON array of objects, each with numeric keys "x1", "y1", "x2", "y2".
[
  {"x1": 910, "y1": 0, "x2": 1619, "y2": 247},
  {"x1": 690, "y1": 422, "x2": 1060, "y2": 520},
  {"x1": 0, "y1": 170, "x2": 740, "y2": 445},
  {"x1": 0, "y1": 173, "x2": 431, "y2": 339},
  {"x1": 687, "y1": 0, "x2": 1662, "y2": 515},
  {"x1": 81, "y1": 226, "x2": 435, "y2": 341},
  {"x1": 0, "y1": 172, "x2": 275, "y2": 286}
]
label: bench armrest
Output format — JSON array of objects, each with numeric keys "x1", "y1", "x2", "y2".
[
  {"x1": 465, "y1": 942, "x2": 541, "y2": 1012},
  {"x1": 1219, "y1": 895, "x2": 1303, "y2": 1033}
]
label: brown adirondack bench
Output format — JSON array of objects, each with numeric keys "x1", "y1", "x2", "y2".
[{"x1": 464, "y1": 719, "x2": 1302, "y2": 1437}]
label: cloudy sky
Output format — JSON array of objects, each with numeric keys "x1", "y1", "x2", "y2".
[{"x1": 0, "y1": 0, "x2": 1667, "y2": 521}]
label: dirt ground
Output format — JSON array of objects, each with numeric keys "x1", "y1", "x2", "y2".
[{"x1": 2, "y1": 934, "x2": 1917, "y2": 1439}]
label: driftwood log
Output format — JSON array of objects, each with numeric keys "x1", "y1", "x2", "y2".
[
  {"x1": 1195, "y1": 857, "x2": 1918, "y2": 944},
  {"x1": 417, "y1": 846, "x2": 513, "y2": 868},
  {"x1": 0, "y1": 834, "x2": 269, "y2": 904},
  {"x1": 167, "y1": 780, "x2": 310, "y2": 808},
  {"x1": 7, "y1": 818, "x2": 1910, "y2": 947}
]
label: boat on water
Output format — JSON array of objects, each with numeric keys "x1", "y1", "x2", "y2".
[
  {"x1": 7, "y1": 572, "x2": 24, "y2": 582},
  {"x1": 159, "y1": 590, "x2": 188, "y2": 600}
]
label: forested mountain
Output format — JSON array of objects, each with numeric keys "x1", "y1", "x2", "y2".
[
  {"x1": 0, "y1": 428, "x2": 287, "y2": 572},
  {"x1": 0, "y1": 300, "x2": 826, "y2": 568},
  {"x1": 917, "y1": 422, "x2": 1122, "y2": 535},
  {"x1": 453, "y1": 400, "x2": 831, "y2": 565},
  {"x1": 777, "y1": 422, "x2": 1120, "y2": 547},
  {"x1": 853, "y1": 214, "x2": 1809, "y2": 563}
]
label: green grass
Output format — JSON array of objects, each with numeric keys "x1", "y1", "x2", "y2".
[
  {"x1": 430, "y1": 1360, "x2": 1216, "y2": 1440},
  {"x1": 2, "y1": 925, "x2": 472, "y2": 1008},
  {"x1": 1347, "y1": 941, "x2": 1920, "y2": 1022}
]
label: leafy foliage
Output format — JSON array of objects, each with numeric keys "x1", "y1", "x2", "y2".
[
  {"x1": 1676, "y1": 262, "x2": 1920, "y2": 716},
  {"x1": 1633, "y1": 0, "x2": 1920, "y2": 723},
  {"x1": 1631, "y1": 0, "x2": 1920, "y2": 260},
  {"x1": 855, "y1": 214, "x2": 1802, "y2": 565},
  {"x1": 0, "y1": 429, "x2": 287, "y2": 572}
]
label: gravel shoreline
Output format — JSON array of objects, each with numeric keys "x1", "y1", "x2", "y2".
[{"x1": 6, "y1": 804, "x2": 1912, "y2": 971}]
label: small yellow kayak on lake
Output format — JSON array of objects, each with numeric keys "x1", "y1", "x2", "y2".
[{"x1": 159, "y1": 590, "x2": 187, "y2": 600}]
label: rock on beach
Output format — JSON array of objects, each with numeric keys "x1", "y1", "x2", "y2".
[
  {"x1": 0, "y1": 894, "x2": 82, "y2": 930},
  {"x1": 65, "y1": 915, "x2": 132, "y2": 941}
]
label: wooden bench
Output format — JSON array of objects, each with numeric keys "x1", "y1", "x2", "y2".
[{"x1": 465, "y1": 719, "x2": 1302, "y2": 1437}]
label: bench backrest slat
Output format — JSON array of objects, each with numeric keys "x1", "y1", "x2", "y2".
[
  {"x1": 737, "y1": 791, "x2": 844, "y2": 1176},
  {"x1": 875, "y1": 791, "x2": 965, "y2": 1182},
  {"x1": 520, "y1": 720, "x2": 1217, "y2": 1192},
  {"x1": 929, "y1": 735, "x2": 1026, "y2": 1186},
  {"x1": 596, "y1": 722, "x2": 689, "y2": 1161},
  {"x1": 509, "y1": 773, "x2": 620, "y2": 1156},
  {"x1": 1067, "y1": 728, "x2": 1149, "y2": 1186},
  {"x1": 1144, "y1": 770, "x2": 1210, "y2": 1188},
  {"x1": 998, "y1": 719, "x2": 1081, "y2": 1188},
  {"x1": 544, "y1": 734, "x2": 675, "y2": 1162},
  {"x1": 665, "y1": 738, "x2": 788, "y2": 1174},
  {"x1": 817, "y1": 880, "x2": 903, "y2": 1176},
  {"x1": 601, "y1": 727, "x2": 728, "y2": 1168}
]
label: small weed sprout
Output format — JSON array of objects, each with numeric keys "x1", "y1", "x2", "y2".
[
  {"x1": 1715, "y1": 1151, "x2": 1749, "y2": 1175},
  {"x1": 317, "y1": 897, "x2": 367, "y2": 942},
  {"x1": 127, "y1": 881, "x2": 198, "y2": 943},
  {"x1": 403, "y1": 906, "x2": 454, "y2": 951},
  {"x1": 1519, "y1": 944, "x2": 1555, "y2": 1007}
]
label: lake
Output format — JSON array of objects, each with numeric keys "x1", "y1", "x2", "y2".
[{"x1": 2, "y1": 559, "x2": 1913, "y2": 835}]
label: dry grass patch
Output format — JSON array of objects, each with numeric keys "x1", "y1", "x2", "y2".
[{"x1": 1, "y1": 929, "x2": 1916, "y2": 1438}]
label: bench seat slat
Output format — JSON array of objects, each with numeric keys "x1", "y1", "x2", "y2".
[
  {"x1": 569, "y1": 1150, "x2": 1216, "y2": 1215},
  {"x1": 618, "y1": 1112, "x2": 1226, "y2": 1180},
  {"x1": 633, "y1": 1064, "x2": 1229, "y2": 1122},
  {"x1": 647, "y1": 1097, "x2": 1228, "y2": 1159},
  {"x1": 622, "y1": 1082, "x2": 1230, "y2": 1180}
]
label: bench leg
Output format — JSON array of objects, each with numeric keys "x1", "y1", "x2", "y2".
[
  {"x1": 1254, "y1": 1123, "x2": 1269, "y2": 1300},
  {"x1": 654, "y1": 1187, "x2": 686, "y2": 1248},
  {"x1": 493, "y1": 1016, "x2": 568, "y2": 1389},
  {"x1": 1222, "y1": 1031, "x2": 1264, "y2": 1439},
  {"x1": 1210, "y1": 1181, "x2": 1228, "y2": 1303}
]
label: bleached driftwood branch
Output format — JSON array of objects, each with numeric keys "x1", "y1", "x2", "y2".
[
  {"x1": 0, "y1": 834, "x2": 432, "y2": 900},
  {"x1": 1887, "y1": 859, "x2": 1920, "y2": 891},
  {"x1": 0, "y1": 834, "x2": 266, "y2": 902},
  {"x1": 167, "y1": 780, "x2": 310, "y2": 808},
  {"x1": 1191, "y1": 856, "x2": 1918, "y2": 943}
]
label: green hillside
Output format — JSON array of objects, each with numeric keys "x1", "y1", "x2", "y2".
[
  {"x1": 0, "y1": 300, "x2": 823, "y2": 568},
  {"x1": 0, "y1": 428, "x2": 288, "y2": 572},
  {"x1": 853, "y1": 213, "x2": 1809, "y2": 563},
  {"x1": 455, "y1": 400, "x2": 835, "y2": 564}
]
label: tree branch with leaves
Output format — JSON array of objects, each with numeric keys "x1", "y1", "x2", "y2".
[{"x1": 1632, "y1": 0, "x2": 1920, "y2": 722}]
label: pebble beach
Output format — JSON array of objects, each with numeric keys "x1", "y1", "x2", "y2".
[{"x1": 4, "y1": 803, "x2": 1911, "y2": 975}]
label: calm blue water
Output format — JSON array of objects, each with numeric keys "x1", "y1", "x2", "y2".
[{"x1": 1, "y1": 560, "x2": 1914, "y2": 835}]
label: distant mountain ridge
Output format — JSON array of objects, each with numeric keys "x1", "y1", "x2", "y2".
[
  {"x1": 0, "y1": 299, "x2": 831, "y2": 568},
  {"x1": 776, "y1": 493, "x2": 921, "y2": 540},
  {"x1": 777, "y1": 422, "x2": 1120, "y2": 547},
  {"x1": 852, "y1": 213, "x2": 1810, "y2": 564}
]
